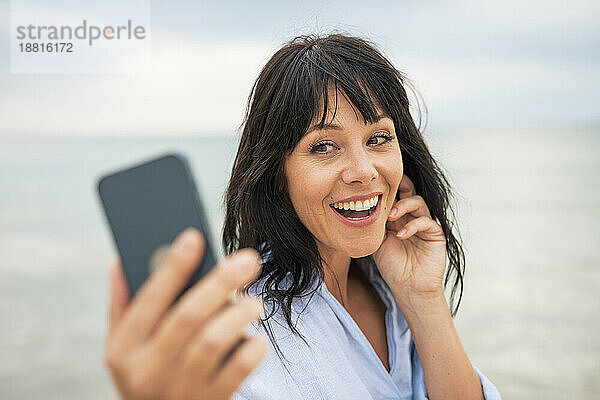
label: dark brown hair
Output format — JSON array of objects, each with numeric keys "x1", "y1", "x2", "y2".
[{"x1": 222, "y1": 33, "x2": 465, "y2": 352}]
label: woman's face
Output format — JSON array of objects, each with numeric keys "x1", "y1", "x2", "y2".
[{"x1": 284, "y1": 89, "x2": 403, "y2": 260}]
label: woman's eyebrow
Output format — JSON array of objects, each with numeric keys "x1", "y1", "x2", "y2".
[
  {"x1": 373, "y1": 112, "x2": 391, "y2": 122},
  {"x1": 306, "y1": 123, "x2": 342, "y2": 134},
  {"x1": 306, "y1": 113, "x2": 391, "y2": 134}
]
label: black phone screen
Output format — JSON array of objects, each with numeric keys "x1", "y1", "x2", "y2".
[{"x1": 97, "y1": 153, "x2": 217, "y2": 298}]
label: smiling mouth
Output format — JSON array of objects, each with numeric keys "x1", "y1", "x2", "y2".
[{"x1": 329, "y1": 195, "x2": 382, "y2": 220}]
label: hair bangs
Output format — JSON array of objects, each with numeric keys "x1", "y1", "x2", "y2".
[{"x1": 298, "y1": 48, "x2": 388, "y2": 135}]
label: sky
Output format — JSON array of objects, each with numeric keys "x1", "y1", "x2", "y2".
[{"x1": 0, "y1": 0, "x2": 598, "y2": 136}]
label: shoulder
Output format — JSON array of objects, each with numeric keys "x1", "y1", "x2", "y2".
[
  {"x1": 234, "y1": 304, "x2": 336, "y2": 399},
  {"x1": 236, "y1": 280, "x2": 364, "y2": 399},
  {"x1": 235, "y1": 316, "x2": 375, "y2": 400}
]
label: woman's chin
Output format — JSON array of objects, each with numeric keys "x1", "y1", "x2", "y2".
[
  {"x1": 341, "y1": 241, "x2": 382, "y2": 259},
  {"x1": 334, "y1": 228, "x2": 387, "y2": 258}
]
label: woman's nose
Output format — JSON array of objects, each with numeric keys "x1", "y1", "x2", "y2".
[{"x1": 341, "y1": 147, "x2": 378, "y2": 185}]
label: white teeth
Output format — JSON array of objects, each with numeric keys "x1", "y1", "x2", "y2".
[{"x1": 331, "y1": 195, "x2": 379, "y2": 211}]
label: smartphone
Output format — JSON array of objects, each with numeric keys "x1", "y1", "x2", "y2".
[{"x1": 97, "y1": 153, "x2": 218, "y2": 299}]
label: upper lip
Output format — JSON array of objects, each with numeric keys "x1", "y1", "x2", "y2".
[{"x1": 329, "y1": 192, "x2": 383, "y2": 204}]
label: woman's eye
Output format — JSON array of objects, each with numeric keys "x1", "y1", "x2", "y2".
[
  {"x1": 310, "y1": 142, "x2": 336, "y2": 154},
  {"x1": 368, "y1": 133, "x2": 395, "y2": 146},
  {"x1": 310, "y1": 133, "x2": 394, "y2": 154}
]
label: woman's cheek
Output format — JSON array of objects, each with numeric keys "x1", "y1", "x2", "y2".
[{"x1": 391, "y1": 158, "x2": 404, "y2": 198}]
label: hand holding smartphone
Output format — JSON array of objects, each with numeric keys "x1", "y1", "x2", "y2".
[{"x1": 97, "y1": 153, "x2": 268, "y2": 400}]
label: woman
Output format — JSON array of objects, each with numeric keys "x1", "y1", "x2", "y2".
[{"x1": 223, "y1": 34, "x2": 501, "y2": 399}]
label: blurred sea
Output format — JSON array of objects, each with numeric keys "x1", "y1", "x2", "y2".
[{"x1": 0, "y1": 130, "x2": 599, "y2": 399}]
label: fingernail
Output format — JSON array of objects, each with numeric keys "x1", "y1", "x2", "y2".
[
  {"x1": 389, "y1": 208, "x2": 397, "y2": 217},
  {"x1": 174, "y1": 228, "x2": 198, "y2": 255},
  {"x1": 397, "y1": 228, "x2": 407, "y2": 237},
  {"x1": 224, "y1": 250, "x2": 261, "y2": 276}
]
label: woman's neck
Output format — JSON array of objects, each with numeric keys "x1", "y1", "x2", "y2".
[{"x1": 319, "y1": 246, "x2": 360, "y2": 307}]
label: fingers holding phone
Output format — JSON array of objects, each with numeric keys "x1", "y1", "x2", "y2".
[
  {"x1": 116, "y1": 228, "x2": 207, "y2": 348},
  {"x1": 104, "y1": 228, "x2": 268, "y2": 400}
]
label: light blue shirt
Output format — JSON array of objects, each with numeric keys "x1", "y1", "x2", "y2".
[{"x1": 234, "y1": 255, "x2": 501, "y2": 400}]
